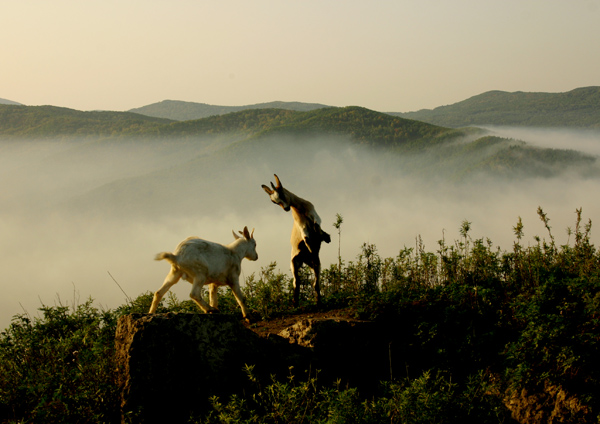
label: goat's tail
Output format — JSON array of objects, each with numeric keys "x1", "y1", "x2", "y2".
[{"x1": 155, "y1": 252, "x2": 178, "y2": 264}]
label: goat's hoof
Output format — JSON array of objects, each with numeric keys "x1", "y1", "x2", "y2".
[
  {"x1": 208, "y1": 309, "x2": 220, "y2": 314},
  {"x1": 243, "y1": 311, "x2": 258, "y2": 324}
]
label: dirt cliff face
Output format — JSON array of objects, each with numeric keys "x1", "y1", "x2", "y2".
[
  {"x1": 115, "y1": 311, "x2": 388, "y2": 423},
  {"x1": 115, "y1": 313, "x2": 267, "y2": 423}
]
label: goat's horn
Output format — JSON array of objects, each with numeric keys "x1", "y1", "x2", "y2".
[
  {"x1": 274, "y1": 174, "x2": 282, "y2": 188},
  {"x1": 232, "y1": 230, "x2": 240, "y2": 240},
  {"x1": 250, "y1": 228, "x2": 255, "y2": 238}
]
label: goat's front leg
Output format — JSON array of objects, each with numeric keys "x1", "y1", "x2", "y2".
[
  {"x1": 300, "y1": 228, "x2": 315, "y2": 254},
  {"x1": 315, "y1": 223, "x2": 331, "y2": 244},
  {"x1": 149, "y1": 268, "x2": 182, "y2": 313},
  {"x1": 189, "y1": 278, "x2": 217, "y2": 314}
]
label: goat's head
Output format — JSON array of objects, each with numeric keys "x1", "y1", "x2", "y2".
[
  {"x1": 232, "y1": 226, "x2": 258, "y2": 261},
  {"x1": 261, "y1": 174, "x2": 291, "y2": 211}
]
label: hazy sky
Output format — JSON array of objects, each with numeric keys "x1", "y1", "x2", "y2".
[{"x1": 2, "y1": 0, "x2": 599, "y2": 112}]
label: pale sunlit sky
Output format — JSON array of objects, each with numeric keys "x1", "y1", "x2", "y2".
[{"x1": 1, "y1": 0, "x2": 599, "y2": 113}]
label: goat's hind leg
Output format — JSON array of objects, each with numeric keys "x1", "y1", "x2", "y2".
[
  {"x1": 149, "y1": 268, "x2": 182, "y2": 313},
  {"x1": 208, "y1": 283, "x2": 219, "y2": 311},
  {"x1": 312, "y1": 261, "x2": 322, "y2": 307},
  {"x1": 229, "y1": 280, "x2": 250, "y2": 320},
  {"x1": 291, "y1": 255, "x2": 303, "y2": 307},
  {"x1": 190, "y1": 277, "x2": 217, "y2": 314}
]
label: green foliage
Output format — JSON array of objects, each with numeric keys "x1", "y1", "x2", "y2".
[
  {"x1": 0, "y1": 104, "x2": 171, "y2": 139},
  {"x1": 1, "y1": 104, "x2": 451, "y2": 145},
  {"x1": 396, "y1": 86, "x2": 600, "y2": 128},
  {"x1": 199, "y1": 367, "x2": 510, "y2": 424},
  {"x1": 151, "y1": 108, "x2": 298, "y2": 139},
  {"x1": 242, "y1": 263, "x2": 295, "y2": 320},
  {"x1": 0, "y1": 299, "x2": 120, "y2": 423},
  {"x1": 195, "y1": 208, "x2": 599, "y2": 422},
  {"x1": 2, "y1": 208, "x2": 600, "y2": 422},
  {"x1": 247, "y1": 106, "x2": 453, "y2": 148}
]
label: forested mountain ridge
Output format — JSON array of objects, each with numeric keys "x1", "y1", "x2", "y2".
[
  {"x1": 0, "y1": 104, "x2": 172, "y2": 138},
  {"x1": 0, "y1": 104, "x2": 461, "y2": 148},
  {"x1": 5, "y1": 86, "x2": 600, "y2": 128},
  {"x1": 128, "y1": 99, "x2": 329, "y2": 121},
  {"x1": 392, "y1": 86, "x2": 600, "y2": 128},
  {"x1": 152, "y1": 106, "x2": 461, "y2": 148},
  {"x1": 243, "y1": 106, "x2": 460, "y2": 147}
]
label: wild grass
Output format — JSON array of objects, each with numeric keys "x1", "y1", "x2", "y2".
[{"x1": 1, "y1": 208, "x2": 599, "y2": 423}]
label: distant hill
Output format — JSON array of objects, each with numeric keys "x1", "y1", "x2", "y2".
[
  {"x1": 143, "y1": 106, "x2": 462, "y2": 149},
  {"x1": 0, "y1": 103, "x2": 457, "y2": 148},
  {"x1": 0, "y1": 98, "x2": 21, "y2": 106},
  {"x1": 0, "y1": 104, "x2": 172, "y2": 138},
  {"x1": 391, "y1": 87, "x2": 600, "y2": 128},
  {"x1": 1, "y1": 103, "x2": 597, "y2": 200},
  {"x1": 128, "y1": 100, "x2": 330, "y2": 121},
  {"x1": 132, "y1": 88, "x2": 600, "y2": 128}
]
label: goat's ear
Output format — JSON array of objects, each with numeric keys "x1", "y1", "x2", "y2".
[
  {"x1": 261, "y1": 184, "x2": 274, "y2": 195},
  {"x1": 274, "y1": 174, "x2": 282, "y2": 188},
  {"x1": 242, "y1": 226, "x2": 250, "y2": 240},
  {"x1": 232, "y1": 230, "x2": 240, "y2": 240}
]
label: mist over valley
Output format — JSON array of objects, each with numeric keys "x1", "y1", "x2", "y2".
[{"x1": 1, "y1": 101, "x2": 600, "y2": 329}]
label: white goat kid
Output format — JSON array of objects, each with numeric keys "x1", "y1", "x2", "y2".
[
  {"x1": 149, "y1": 227, "x2": 257, "y2": 320},
  {"x1": 261, "y1": 174, "x2": 330, "y2": 307}
]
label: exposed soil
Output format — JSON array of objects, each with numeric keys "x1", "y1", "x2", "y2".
[{"x1": 243, "y1": 307, "x2": 358, "y2": 337}]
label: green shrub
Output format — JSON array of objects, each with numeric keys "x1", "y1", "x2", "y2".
[
  {"x1": 199, "y1": 367, "x2": 511, "y2": 424},
  {"x1": 1, "y1": 208, "x2": 599, "y2": 422},
  {"x1": 0, "y1": 300, "x2": 120, "y2": 423}
]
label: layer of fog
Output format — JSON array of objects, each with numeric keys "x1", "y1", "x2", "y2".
[
  {"x1": 483, "y1": 126, "x2": 600, "y2": 157},
  {"x1": 2, "y1": 129, "x2": 600, "y2": 329}
]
